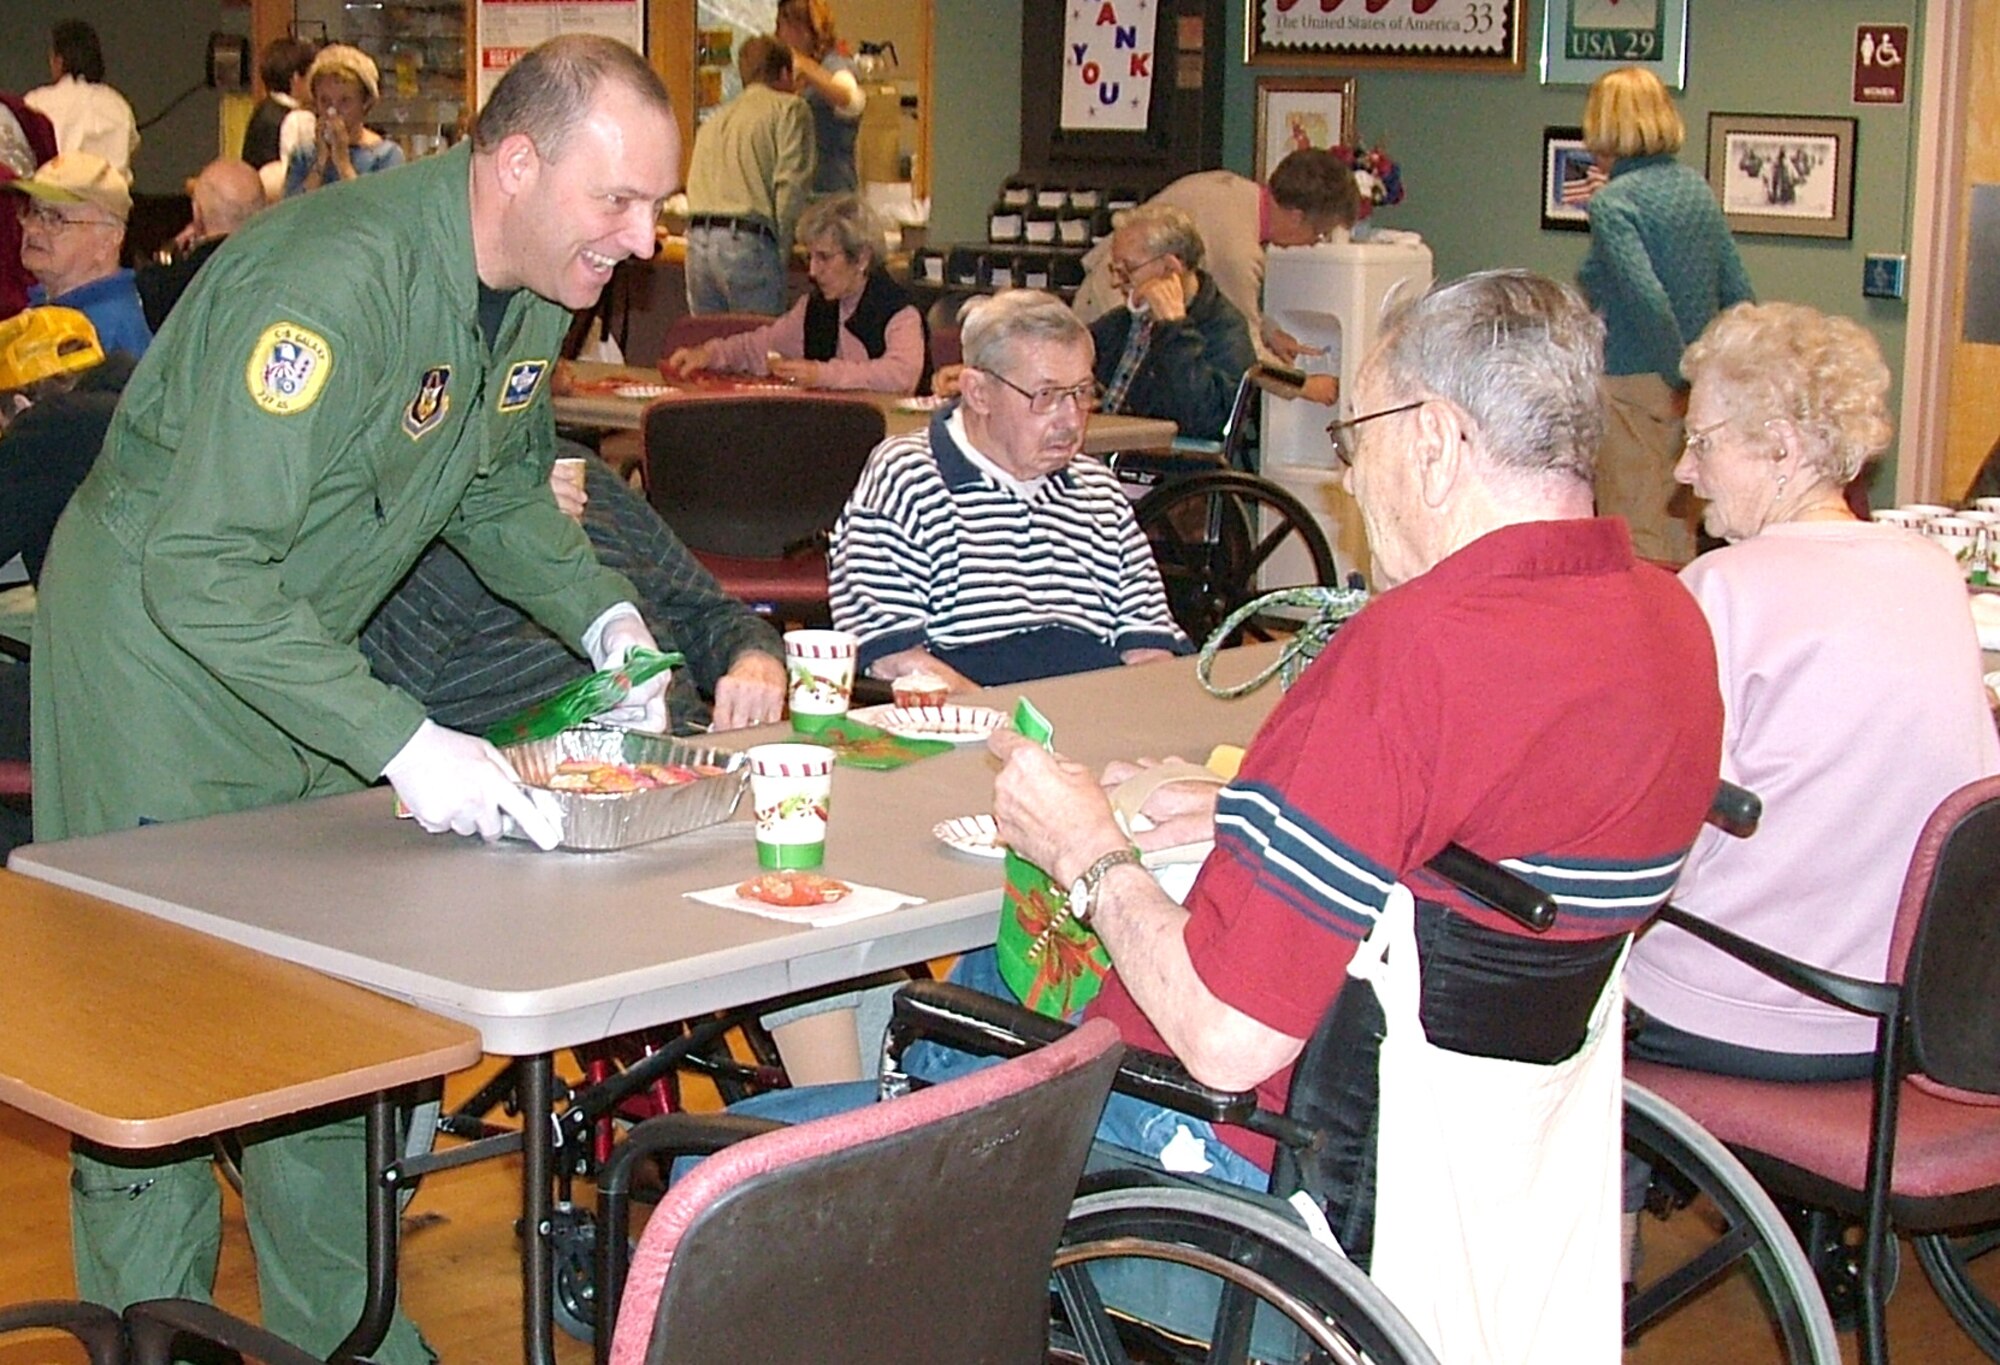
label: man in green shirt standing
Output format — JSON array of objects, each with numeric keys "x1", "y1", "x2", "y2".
[{"x1": 30, "y1": 34, "x2": 681, "y2": 1360}]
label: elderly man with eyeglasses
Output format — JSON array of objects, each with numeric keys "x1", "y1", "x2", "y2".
[
  {"x1": 831, "y1": 288, "x2": 1188, "y2": 694},
  {"x1": 7, "y1": 151, "x2": 149, "y2": 357}
]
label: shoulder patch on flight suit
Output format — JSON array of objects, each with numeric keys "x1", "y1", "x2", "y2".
[
  {"x1": 498, "y1": 359, "x2": 549, "y2": 413},
  {"x1": 402, "y1": 365, "x2": 452, "y2": 440},
  {"x1": 245, "y1": 322, "x2": 333, "y2": 415}
]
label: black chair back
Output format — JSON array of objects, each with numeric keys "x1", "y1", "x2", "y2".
[{"x1": 1899, "y1": 775, "x2": 2000, "y2": 1095}]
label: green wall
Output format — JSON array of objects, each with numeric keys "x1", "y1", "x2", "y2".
[{"x1": 929, "y1": 0, "x2": 1025, "y2": 243}]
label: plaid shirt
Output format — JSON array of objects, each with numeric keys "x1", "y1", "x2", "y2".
[
  {"x1": 361, "y1": 446, "x2": 781, "y2": 735},
  {"x1": 1099, "y1": 314, "x2": 1154, "y2": 414}
]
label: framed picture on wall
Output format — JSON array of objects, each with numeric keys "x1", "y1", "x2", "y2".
[
  {"x1": 1540, "y1": 0, "x2": 1688, "y2": 89},
  {"x1": 1254, "y1": 78, "x2": 1356, "y2": 181},
  {"x1": 1540, "y1": 127, "x2": 1599, "y2": 232},
  {"x1": 1247, "y1": 0, "x2": 1524, "y2": 72},
  {"x1": 1706, "y1": 113, "x2": 1857, "y2": 239}
]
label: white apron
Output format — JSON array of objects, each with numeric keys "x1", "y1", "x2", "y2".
[{"x1": 1346, "y1": 884, "x2": 1626, "y2": 1365}]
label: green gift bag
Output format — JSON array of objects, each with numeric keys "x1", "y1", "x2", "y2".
[{"x1": 994, "y1": 697, "x2": 1113, "y2": 1017}]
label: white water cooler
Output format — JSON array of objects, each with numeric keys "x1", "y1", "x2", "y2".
[{"x1": 1258, "y1": 230, "x2": 1433, "y2": 588}]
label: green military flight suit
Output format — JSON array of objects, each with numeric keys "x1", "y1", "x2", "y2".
[{"x1": 30, "y1": 143, "x2": 635, "y2": 1361}]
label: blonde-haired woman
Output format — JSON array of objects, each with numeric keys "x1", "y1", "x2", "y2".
[
  {"x1": 1578, "y1": 65, "x2": 1753, "y2": 563},
  {"x1": 284, "y1": 45, "x2": 402, "y2": 197},
  {"x1": 1625, "y1": 301, "x2": 1999, "y2": 1081}
]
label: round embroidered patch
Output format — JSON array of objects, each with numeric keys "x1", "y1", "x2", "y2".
[{"x1": 245, "y1": 322, "x2": 333, "y2": 415}]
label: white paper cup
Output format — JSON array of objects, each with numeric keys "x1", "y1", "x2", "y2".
[
  {"x1": 746, "y1": 742, "x2": 835, "y2": 869},
  {"x1": 1926, "y1": 515, "x2": 1983, "y2": 578},
  {"x1": 1974, "y1": 497, "x2": 2000, "y2": 517},
  {"x1": 1872, "y1": 507, "x2": 1932, "y2": 532},
  {"x1": 784, "y1": 629, "x2": 858, "y2": 733},
  {"x1": 1900, "y1": 503, "x2": 1955, "y2": 520}
]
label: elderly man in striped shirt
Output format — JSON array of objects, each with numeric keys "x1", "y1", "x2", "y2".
[{"x1": 830, "y1": 289, "x2": 1189, "y2": 692}]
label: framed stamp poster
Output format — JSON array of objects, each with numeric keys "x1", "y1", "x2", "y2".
[
  {"x1": 1541, "y1": 126, "x2": 1598, "y2": 232},
  {"x1": 1247, "y1": 0, "x2": 1524, "y2": 72},
  {"x1": 1254, "y1": 78, "x2": 1356, "y2": 181},
  {"x1": 1706, "y1": 113, "x2": 1857, "y2": 240},
  {"x1": 1540, "y1": 0, "x2": 1688, "y2": 89}
]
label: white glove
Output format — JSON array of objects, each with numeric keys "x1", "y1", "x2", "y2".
[
  {"x1": 384, "y1": 720, "x2": 562, "y2": 851},
  {"x1": 584, "y1": 604, "x2": 671, "y2": 734}
]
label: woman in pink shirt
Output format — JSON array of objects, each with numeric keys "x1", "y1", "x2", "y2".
[
  {"x1": 1625, "y1": 301, "x2": 1999, "y2": 1082},
  {"x1": 663, "y1": 192, "x2": 925, "y2": 394}
]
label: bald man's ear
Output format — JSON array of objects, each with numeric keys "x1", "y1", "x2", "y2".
[
  {"x1": 491, "y1": 131, "x2": 541, "y2": 195},
  {"x1": 1413, "y1": 400, "x2": 1465, "y2": 507}
]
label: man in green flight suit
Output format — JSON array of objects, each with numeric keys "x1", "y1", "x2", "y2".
[{"x1": 29, "y1": 35, "x2": 682, "y2": 1360}]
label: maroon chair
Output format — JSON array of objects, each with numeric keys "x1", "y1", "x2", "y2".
[
  {"x1": 656, "y1": 312, "x2": 776, "y2": 360},
  {"x1": 596, "y1": 1018, "x2": 1124, "y2": 1365},
  {"x1": 1628, "y1": 774, "x2": 2000, "y2": 1365},
  {"x1": 0, "y1": 759, "x2": 27, "y2": 798},
  {"x1": 640, "y1": 392, "x2": 886, "y2": 623}
]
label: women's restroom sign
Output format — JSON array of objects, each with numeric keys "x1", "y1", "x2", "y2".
[
  {"x1": 1062, "y1": 1, "x2": 1160, "y2": 132},
  {"x1": 1853, "y1": 25, "x2": 1907, "y2": 105}
]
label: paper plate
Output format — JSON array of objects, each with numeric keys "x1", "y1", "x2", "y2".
[
  {"x1": 868, "y1": 705, "x2": 1006, "y2": 743},
  {"x1": 614, "y1": 383, "x2": 673, "y2": 399},
  {"x1": 933, "y1": 813, "x2": 1005, "y2": 859}
]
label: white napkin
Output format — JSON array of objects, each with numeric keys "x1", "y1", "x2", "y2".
[
  {"x1": 687, "y1": 880, "x2": 924, "y2": 927},
  {"x1": 1971, "y1": 593, "x2": 2000, "y2": 652}
]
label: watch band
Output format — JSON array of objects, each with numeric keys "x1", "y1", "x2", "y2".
[{"x1": 1070, "y1": 846, "x2": 1144, "y2": 925}]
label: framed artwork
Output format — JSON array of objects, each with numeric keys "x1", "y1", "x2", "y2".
[
  {"x1": 1706, "y1": 113, "x2": 1857, "y2": 240},
  {"x1": 1246, "y1": 0, "x2": 1524, "y2": 73},
  {"x1": 1540, "y1": 0, "x2": 1688, "y2": 89},
  {"x1": 1541, "y1": 127, "x2": 1598, "y2": 232},
  {"x1": 1254, "y1": 77, "x2": 1357, "y2": 181}
]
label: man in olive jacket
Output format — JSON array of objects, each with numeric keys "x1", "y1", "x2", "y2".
[{"x1": 30, "y1": 35, "x2": 680, "y2": 1361}]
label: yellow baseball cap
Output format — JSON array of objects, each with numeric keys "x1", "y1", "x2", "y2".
[{"x1": 0, "y1": 307, "x2": 106, "y2": 391}]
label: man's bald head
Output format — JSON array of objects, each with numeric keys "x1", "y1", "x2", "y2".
[{"x1": 191, "y1": 159, "x2": 266, "y2": 240}]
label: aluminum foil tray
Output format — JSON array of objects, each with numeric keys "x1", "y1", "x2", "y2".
[{"x1": 501, "y1": 726, "x2": 748, "y2": 852}]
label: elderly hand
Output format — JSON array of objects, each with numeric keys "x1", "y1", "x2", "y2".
[
  {"x1": 930, "y1": 364, "x2": 965, "y2": 399},
  {"x1": 548, "y1": 460, "x2": 588, "y2": 521},
  {"x1": 709, "y1": 650, "x2": 787, "y2": 730},
  {"x1": 989, "y1": 728, "x2": 1130, "y2": 885},
  {"x1": 1099, "y1": 756, "x2": 1221, "y2": 852},
  {"x1": 662, "y1": 344, "x2": 711, "y2": 378},
  {"x1": 1260, "y1": 320, "x2": 1326, "y2": 364},
  {"x1": 1129, "y1": 272, "x2": 1188, "y2": 324},
  {"x1": 767, "y1": 357, "x2": 824, "y2": 387}
]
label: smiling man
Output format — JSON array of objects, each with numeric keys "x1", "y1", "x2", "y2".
[
  {"x1": 29, "y1": 35, "x2": 679, "y2": 1362},
  {"x1": 830, "y1": 289, "x2": 1187, "y2": 692}
]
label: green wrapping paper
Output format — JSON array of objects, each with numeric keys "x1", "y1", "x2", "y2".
[
  {"x1": 797, "y1": 715, "x2": 955, "y2": 769},
  {"x1": 483, "y1": 647, "x2": 685, "y2": 747},
  {"x1": 994, "y1": 696, "x2": 1113, "y2": 1017}
]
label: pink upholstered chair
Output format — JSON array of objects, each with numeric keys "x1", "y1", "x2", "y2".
[
  {"x1": 594, "y1": 1018, "x2": 1124, "y2": 1365},
  {"x1": 1628, "y1": 774, "x2": 2000, "y2": 1365}
]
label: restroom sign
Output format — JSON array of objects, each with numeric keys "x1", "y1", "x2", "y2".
[
  {"x1": 1062, "y1": 1, "x2": 1159, "y2": 132},
  {"x1": 1853, "y1": 25, "x2": 1908, "y2": 105}
]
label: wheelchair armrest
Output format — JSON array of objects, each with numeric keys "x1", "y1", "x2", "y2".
[
  {"x1": 1428, "y1": 843, "x2": 1557, "y2": 932},
  {"x1": 125, "y1": 1298, "x2": 324, "y2": 1365},
  {"x1": 1710, "y1": 781, "x2": 1762, "y2": 839},
  {"x1": 887, "y1": 980, "x2": 1269, "y2": 1129},
  {"x1": 0, "y1": 1301, "x2": 124, "y2": 1365},
  {"x1": 597, "y1": 1112, "x2": 790, "y2": 1199},
  {"x1": 1653, "y1": 904, "x2": 1898, "y2": 1018}
]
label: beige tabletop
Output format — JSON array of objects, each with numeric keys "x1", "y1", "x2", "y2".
[
  {"x1": 0, "y1": 869, "x2": 481, "y2": 1149},
  {"x1": 10, "y1": 648, "x2": 1284, "y2": 1057},
  {"x1": 551, "y1": 361, "x2": 1179, "y2": 455}
]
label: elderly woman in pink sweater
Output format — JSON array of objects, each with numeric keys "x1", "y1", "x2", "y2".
[
  {"x1": 1625, "y1": 301, "x2": 1999, "y2": 1082},
  {"x1": 663, "y1": 192, "x2": 924, "y2": 394}
]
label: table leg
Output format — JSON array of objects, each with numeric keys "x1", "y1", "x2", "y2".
[
  {"x1": 521, "y1": 1054, "x2": 558, "y2": 1365},
  {"x1": 332, "y1": 1093, "x2": 398, "y2": 1361}
]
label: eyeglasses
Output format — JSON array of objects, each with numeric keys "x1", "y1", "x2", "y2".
[
  {"x1": 1325, "y1": 400, "x2": 1426, "y2": 470},
  {"x1": 15, "y1": 201, "x2": 117, "y2": 232},
  {"x1": 978, "y1": 369, "x2": 1101, "y2": 415},
  {"x1": 1680, "y1": 418, "x2": 1737, "y2": 462},
  {"x1": 1106, "y1": 252, "x2": 1168, "y2": 289}
]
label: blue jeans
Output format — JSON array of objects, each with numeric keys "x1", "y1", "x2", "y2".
[
  {"x1": 715, "y1": 948, "x2": 1269, "y2": 1190},
  {"x1": 684, "y1": 224, "x2": 786, "y2": 316}
]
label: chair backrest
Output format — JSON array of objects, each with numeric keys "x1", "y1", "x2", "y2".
[
  {"x1": 609, "y1": 1017, "x2": 1123, "y2": 1365},
  {"x1": 641, "y1": 394, "x2": 886, "y2": 558},
  {"x1": 658, "y1": 312, "x2": 777, "y2": 359},
  {"x1": 1886, "y1": 773, "x2": 2000, "y2": 1096}
]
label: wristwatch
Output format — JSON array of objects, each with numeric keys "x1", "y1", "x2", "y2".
[{"x1": 1067, "y1": 846, "x2": 1144, "y2": 926}]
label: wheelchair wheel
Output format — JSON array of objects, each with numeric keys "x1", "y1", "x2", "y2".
[
  {"x1": 1623, "y1": 1082, "x2": 1838, "y2": 1363},
  {"x1": 1134, "y1": 472, "x2": 1337, "y2": 648},
  {"x1": 1050, "y1": 1184, "x2": 1440, "y2": 1365},
  {"x1": 1914, "y1": 1228, "x2": 2000, "y2": 1357},
  {"x1": 212, "y1": 1081, "x2": 442, "y2": 1213}
]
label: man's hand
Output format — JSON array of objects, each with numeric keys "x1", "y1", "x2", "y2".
[
  {"x1": 767, "y1": 357, "x2": 824, "y2": 387},
  {"x1": 868, "y1": 646, "x2": 977, "y2": 694},
  {"x1": 1128, "y1": 271, "x2": 1189, "y2": 324},
  {"x1": 588, "y1": 609, "x2": 671, "y2": 733},
  {"x1": 662, "y1": 343, "x2": 712, "y2": 377},
  {"x1": 1099, "y1": 756, "x2": 1221, "y2": 852},
  {"x1": 1120, "y1": 647, "x2": 1175, "y2": 668},
  {"x1": 1260, "y1": 320, "x2": 1326, "y2": 365},
  {"x1": 709, "y1": 650, "x2": 787, "y2": 730},
  {"x1": 385, "y1": 720, "x2": 561, "y2": 850},
  {"x1": 548, "y1": 461, "x2": 588, "y2": 521},
  {"x1": 989, "y1": 728, "x2": 1129, "y2": 885},
  {"x1": 930, "y1": 363, "x2": 964, "y2": 398}
]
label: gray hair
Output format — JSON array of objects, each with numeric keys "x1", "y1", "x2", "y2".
[
  {"x1": 1111, "y1": 203, "x2": 1205, "y2": 273},
  {"x1": 958, "y1": 289, "x2": 1091, "y2": 374},
  {"x1": 1369, "y1": 270, "x2": 1606, "y2": 484},
  {"x1": 797, "y1": 193, "x2": 884, "y2": 265},
  {"x1": 1681, "y1": 301, "x2": 1892, "y2": 484},
  {"x1": 473, "y1": 35, "x2": 673, "y2": 163}
]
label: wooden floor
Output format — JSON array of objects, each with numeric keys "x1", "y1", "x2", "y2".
[{"x1": 2, "y1": 1055, "x2": 1997, "y2": 1364}]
